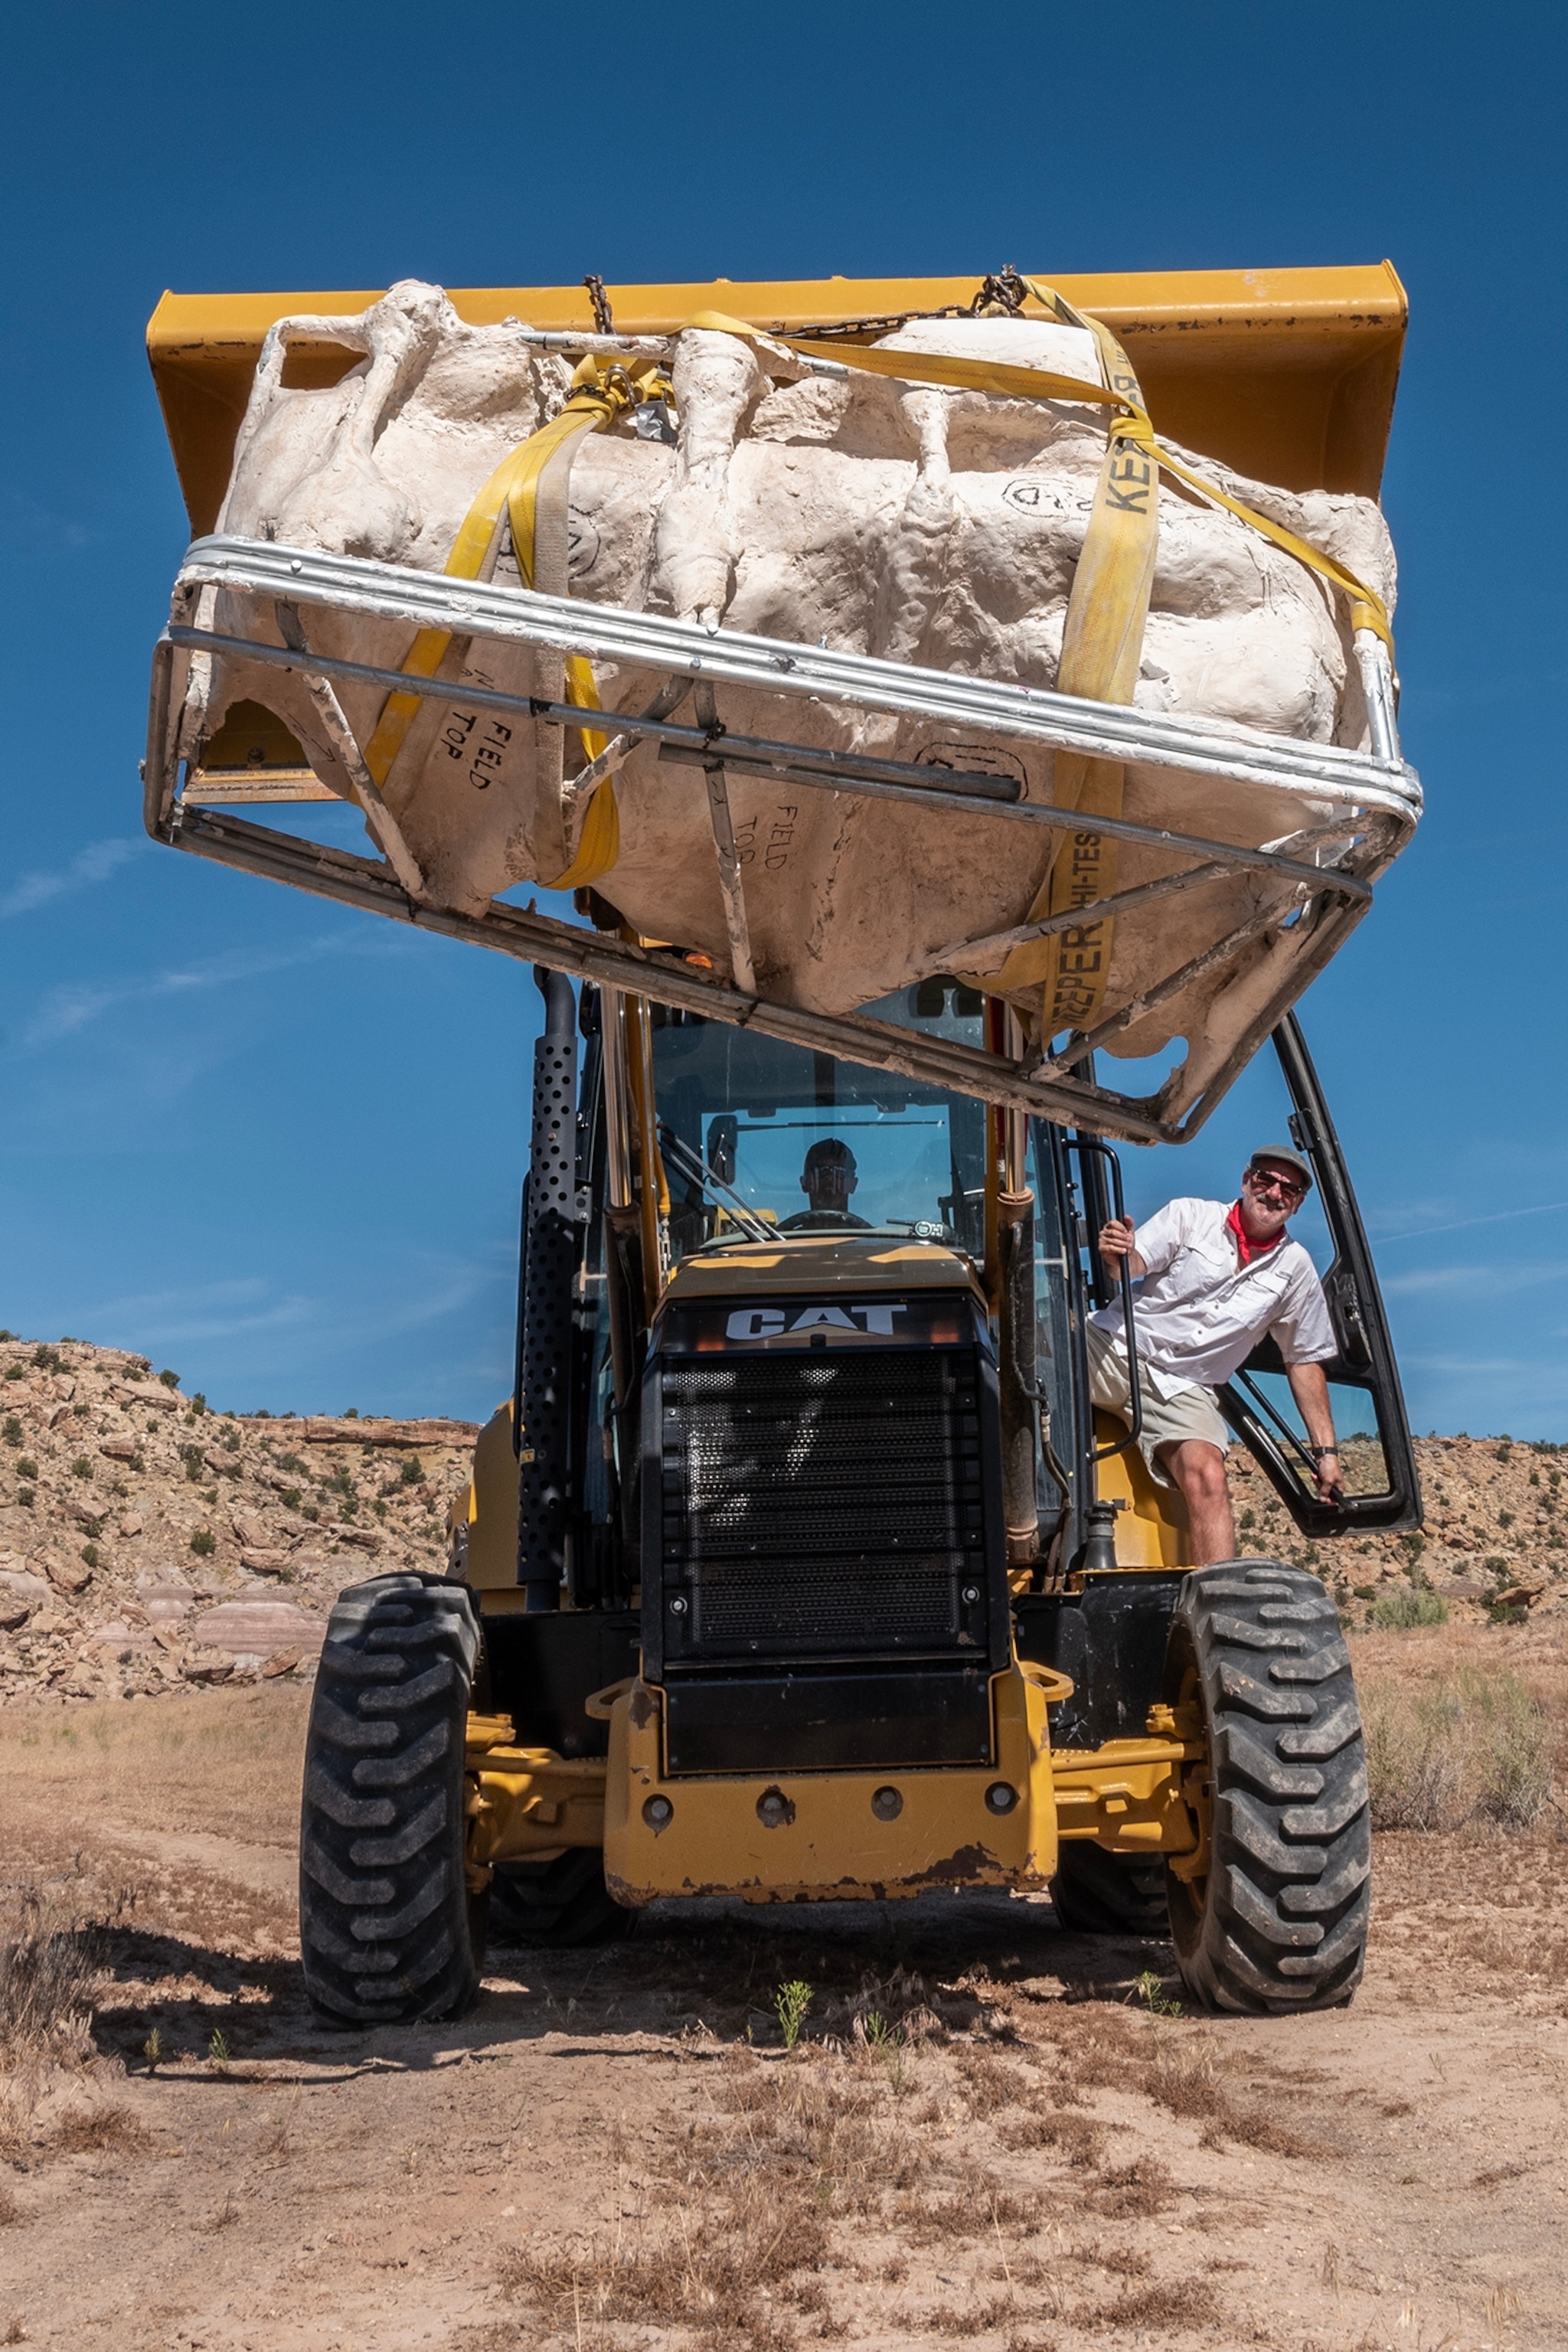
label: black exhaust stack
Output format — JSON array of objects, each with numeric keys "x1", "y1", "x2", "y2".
[{"x1": 517, "y1": 967, "x2": 579, "y2": 1609}]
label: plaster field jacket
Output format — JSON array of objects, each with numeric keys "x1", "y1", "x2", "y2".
[{"x1": 1089, "y1": 1197, "x2": 1336, "y2": 1400}]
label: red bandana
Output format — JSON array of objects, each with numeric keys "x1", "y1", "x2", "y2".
[{"x1": 1227, "y1": 1200, "x2": 1285, "y2": 1267}]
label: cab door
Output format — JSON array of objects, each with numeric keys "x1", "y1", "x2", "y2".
[{"x1": 1214, "y1": 1014, "x2": 1423, "y2": 1537}]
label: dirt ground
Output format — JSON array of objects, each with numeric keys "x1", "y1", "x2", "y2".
[{"x1": 2, "y1": 1625, "x2": 1566, "y2": 2352}]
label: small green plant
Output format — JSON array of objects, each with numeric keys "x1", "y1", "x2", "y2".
[
  {"x1": 1488, "y1": 1601, "x2": 1529, "y2": 1625},
  {"x1": 32, "y1": 1345, "x2": 61, "y2": 1373},
  {"x1": 1133, "y1": 1968, "x2": 1183, "y2": 2017},
  {"x1": 70, "y1": 1456, "x2": 92, "y2": 1480},
  {"x1": 775, "y1": 1978, "x2": 812, "y2": 2050},
  {"x1": 80, "y1": 1544, "x2": 100, "y2": 1570},
  {"x1": 1370, "y1": 1586, "x2": 1449, "y2": 1629},
  {"x1": 207, "y1": 2027, "x2": 230, "y2": 2073},
  {"x1": 1353, "y1": 1583, "x2": 1378, "y2": 1602},
  {"x1": 181, "y1": 1446, "x2": 205, "y2": 1483},
  {"x1": 158, "y1": 1369, "x2": 180, "y2": 1389},
  {"x1": 1498, "y1": 1511, "x2": 1514, "y2": 1530},
  {"x1": 861, "y1": 2010, "x2": 911, "y2": 2090},
  {"x1": 220, "y1": 1427, "x2": 240, "y2": 1452},
  {"x1": 17, "y1": 1488, "x2": 34, "y2": 1508},
  {"x1": 342, "y1": 1406, "x2": 359, "y2": 1420},
  {"x1": 3, "y1": 1363, "x2": 23, "y2": 1381},
  {"x1": 15, "y1": 1454, "x2": 36, "y2": 1479},
  {"x1": 142, "y1": 2027, "x2": 162, "y2": 2072},
  {"x1": 2, "y1": 1416, "x2": 21, "y2": 1446},
  {"x1": 189, "y1": 1393, "x2": 207, "y2": 1416},
  {"x1": 190, "y1": 1530, "x2": 216, "y2": 1557},
  {"x1": 398, "y1": 1458, "x2": 425, "y2": 1488}
]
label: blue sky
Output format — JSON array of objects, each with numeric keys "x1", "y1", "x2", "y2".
[{"x1": 2, "y1": 2, "x2": 1563, "y2": 1430}]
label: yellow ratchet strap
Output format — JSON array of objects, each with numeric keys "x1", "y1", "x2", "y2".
[
  {"x1": 984, "y1": 291, "x2": 1158, "y2": 1025},
  {"x1": 717, "y1": 306, "x2": 1393, "y2": 653},
  {"x1": 361, "y1": 355, "x2": 665, "y2": 889}
]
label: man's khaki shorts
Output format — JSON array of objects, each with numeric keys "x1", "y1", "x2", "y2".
[{"x1": 1086, "y1": 1325, "x2": 1231, "y2": 1488}]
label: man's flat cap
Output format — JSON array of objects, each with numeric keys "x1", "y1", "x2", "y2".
[{"x1": 1248, "y1": 1145, "x2": 1314, "y2": 1192}]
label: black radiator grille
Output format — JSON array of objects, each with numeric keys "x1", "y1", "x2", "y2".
[{"x1": 659, "y1": 1351, "x2": 987, "y2": 1658}]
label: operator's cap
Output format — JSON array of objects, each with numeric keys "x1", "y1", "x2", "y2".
[{"x1": 1247, "y1": 1145, "x2": 1313, "y2": 1193}]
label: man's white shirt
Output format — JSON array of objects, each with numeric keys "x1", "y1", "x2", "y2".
[{"x1": 1089, "y1": 1196, "x2": 1336, "y2": 1398}]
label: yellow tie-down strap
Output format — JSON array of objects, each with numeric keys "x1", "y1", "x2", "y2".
[
  {"x1": 688, "y1": 302, "x2": 1392, "y2": 652},
  {"x1": 362, "y1": 354, "x2": 669, "y2": 891}
]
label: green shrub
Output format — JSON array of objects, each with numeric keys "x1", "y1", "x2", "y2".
[
  {"x1": 15, "y1": 1456, "x2": 37, "y2": 1481},
  {"x1": 1363, "y1": 1666, "x2": 1552, "y2": 1832},
  {"x1": 80, "y1": 1544, "x2": 100, "y2": 1570},
  {"x1": 189, "y1": 1530, "x2": 216, "y2": 1557},
  {"x1": 31, "y1": 1347, "x2": 60, "y2": 1373},
  {"x1": 70, "y1": 1456, "x2": 92, "y2": 1481},
  {"x1": 3, "y1": 1365, "x2": 23, "y2": 1383},
  {"x1": 2, "y1": 1417, "x2": 21, "y2": 1446},
  {"x1": 158, "y1": 1370, "x2": 180, "y2": 1390},
  {"x1": 398, "y1": 1458, "x2": 425, "y2": 1488},
  {"x1": 1370, "y1": 1586, "x2": 1449, "y2": 1629}
]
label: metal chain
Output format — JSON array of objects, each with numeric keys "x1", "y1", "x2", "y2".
[
  {"x1": 583, "y1": 273, "x2": 615, "y2": 336},
  {"x1": 779, "y1": 265, "x2": 1029, "y2": 343}
]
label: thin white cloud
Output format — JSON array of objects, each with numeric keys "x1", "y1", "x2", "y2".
[
  {"x1": 10, "y1": 928, "x2": 407, "y2": 1052},
  {"x1": 0, "y1": 838, "x2": 142, "y2": 920},
  {"x1": 1380, "y1": 1261, "x2": 1568, "y2": 1297},
  {"x1": 1375, "y1": 1200, "x2": 1568, "y2": 1245}
]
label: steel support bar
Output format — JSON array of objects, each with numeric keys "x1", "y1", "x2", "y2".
[
  {"x1": 161, "y1": 624, "x2": 1374, "y2": 900},
  {"x1": 172, "y1": 537, "x2": 1421, "y2": 819},
  {"x1": 157, "y1": 803, "x2": 1187, "y2": 1140}
]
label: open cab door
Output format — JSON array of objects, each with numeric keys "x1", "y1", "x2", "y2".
[{"x1": 1215, "y1": 1014, "x2": 1422, "y2": 1537}]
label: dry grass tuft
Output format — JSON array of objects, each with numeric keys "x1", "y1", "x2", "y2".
[
  {"x1": 0, "y1": 1880, "x2": 104, "y2": 2068},
  {"x1": 48, "y1": 2104, "x2": 153, "y2": 2158},
  {"x1": 996, "y1": 2109, "x2": 1106, "y2": 2164},
  {"x1": 1145, "y1": 2035, "x2": 1321, "y2": 2158},
  {"x1": 501, "y1": 2177, "x2": 827, "y2": 2347},
  {"x1": 1363, "y1": 1665, "x2": 1553, "y2": 1831},
  {"x1": 954, "y1": 2047, "x2": 1032, "y2": 2117},
  {"x1": 1082, "y1": 2155, "x2": 1180, "y2": 2217},
  {"x1": 1077, "y1": 2273, "x2": 1221, "y2": 2329}
]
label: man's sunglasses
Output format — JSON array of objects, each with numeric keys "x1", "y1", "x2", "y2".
[{"x1": 1247, "y1": 1168, "x2": 1306, "y2": 1202}]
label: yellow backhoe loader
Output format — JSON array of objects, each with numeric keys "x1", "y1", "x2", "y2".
[{"x1": 142, "y1": 264, "x2": 1420, "y2": 2017}]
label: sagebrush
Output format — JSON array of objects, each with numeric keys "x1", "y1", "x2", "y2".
[{"x1": 1362, "y1": 1666, "x2": 1552, "y2": 1831}]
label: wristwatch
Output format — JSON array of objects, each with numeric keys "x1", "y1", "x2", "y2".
[{"x1": 1309, "y1": 1445, "x2": 1340, "y2": 1459}]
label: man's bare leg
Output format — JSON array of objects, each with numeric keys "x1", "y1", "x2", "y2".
[{"x1": 1159, "y1": 1439, "x2": 1236, "y2": 1565}]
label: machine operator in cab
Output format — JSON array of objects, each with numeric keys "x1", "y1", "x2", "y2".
[
  {"x1": 1093, "y1": 1148, "x2": 1345, "y2": 1563},
  {"x1": 779, "y1": 1138, "x2": 873, "y2": 1232}
]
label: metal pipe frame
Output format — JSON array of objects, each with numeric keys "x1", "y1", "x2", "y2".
[
  {"x1": 142, "y1": 537, "x2": 1419, "y2": 1145},
  {"x1": 170, "y1": 537, "x2": 1419, "y2": 819}
]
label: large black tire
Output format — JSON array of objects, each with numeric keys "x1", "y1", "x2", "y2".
[
  {"x1": 299, "y1": 1573, "x2": 486, "y2": 2026},
  {"x1": 1165, "y1": 1560, "x2": 1370, "y2": 2016},
  {"x1": 488, "y1": 1848, "x2": 635, "y2": 1949},
  {"x1": 1050, "y1": 1843, "x2": 1169, "y2": 1936}
]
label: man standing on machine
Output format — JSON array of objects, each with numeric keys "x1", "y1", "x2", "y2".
[{"x1": 1093, "y1": 1148, "x2": 1345, "y2": 1563}]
